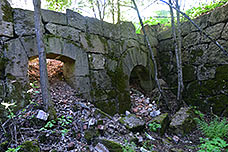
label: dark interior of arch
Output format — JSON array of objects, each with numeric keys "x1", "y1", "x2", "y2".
[
  {"x1": 129, "y1": 65, "x2": 154, "y2": 94},
  {"x1": 28, "y1": 53, "x2": 75, "y2": 85}
]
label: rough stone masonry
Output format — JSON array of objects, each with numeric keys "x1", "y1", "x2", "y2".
[{"x1": 0, "y1": 0, "x2": 156, "y2": 119}]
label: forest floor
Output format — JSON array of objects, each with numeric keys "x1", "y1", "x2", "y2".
[{"x1": 0, "y1": 59, "x2": 222, "y2": 152}]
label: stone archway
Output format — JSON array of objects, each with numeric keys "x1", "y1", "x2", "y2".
[{"x1": 129, "y1": 65, "x2": 154, "y2": 94}]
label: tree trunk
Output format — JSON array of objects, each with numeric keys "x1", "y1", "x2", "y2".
[
  {"x1": 132, "y1": 0, "x2": 169, "y2": 108},
  {"x1": 33, "y1": 0, "x2": 56, "y2": 119},
  {"x1": 176, "y1": 0, "x2": 184, "y2": 102},
  {"x1": 117, "y1": 0, "x2": 120, "y2": 23}
]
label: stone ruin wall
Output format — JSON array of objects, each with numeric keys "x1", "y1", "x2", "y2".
[
  {"x1": 158, "y1": 4, "x2": 228, "y2": 116},
  {"x1": 2, "y1": 0, "x2": 227, "y2": 118},
  {"x1": 0, "y1": 0, "x2": 158, "y2": 118}
]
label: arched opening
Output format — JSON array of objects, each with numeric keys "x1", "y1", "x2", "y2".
[
  {"x1": 129, "y1": 65, "x2": 154, "y2": 94},
  {"x1": 28, "y1": 53, "x2": 76, "y2": 87}
]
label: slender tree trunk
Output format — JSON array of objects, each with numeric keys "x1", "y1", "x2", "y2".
[
  {"x1": 169, "y1": 0, "x2": 182, "y2": 103},
  {"x1": 111, "y1": 0, "x2": 115, "y2": 23},
  {"x1": 176, "y1": 0, "x2": 184, "y2": 102},
  {"x1": 117, "y1": 0, "x2": 120, "y2": 23},
  {"x1": 132, "y1": 0, "x2": 169, "y2": 108},
  {"x1": 33, "y1": 0, "x2": 56, "y2": 118}
]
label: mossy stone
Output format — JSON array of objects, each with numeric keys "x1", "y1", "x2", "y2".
[
  {"x1": 99, "y1": 139, "x2": 123, "y2": 152},
  {"x1": 207, "y1": 95, "x2": 228, "y2": 116},
  {"x1": 169, "y1": 107, "x2": 197, "y2": 135},
  {"x1": 84, "y1": 129, "x2": 100, "y2": 144},
  {"x1": 94, "y1": 100, "x2": 117, "y2": 116},
  {"x1": 107, "y1": 62, "x2": 131, "y2": 114},
  {"x1": 182, "y1": 65, "x2": 196, "y2": 82},
  {"x1": 149, "y1": 113, "x2": 169, "y2": 135},
  {"x1": 2, "y1": 0, "x2": 13, "y2": 22},
  {"x1": 19, "y1": 140, "x2": 40, "y2": 152},
  {"x1": 215, "y1": 65, "x2": 228, "y2": 81}
]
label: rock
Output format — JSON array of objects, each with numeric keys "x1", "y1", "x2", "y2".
[
  {"x1": 88, "y1": 54, "x2": 105, "y2": 70},
  {"x1": 13, "y1": 8, "x2": 44, "y2": 36},
  {"x1": 41, "y1": 9, "x2": 67, "y2": 25},
  {"x1": 169, "y1": 107, "x2": 197, "y2": 135},
  {"x1": 119, "y1": 114, "x2": 145, "y2": 132},
  {"x1": 98, "y1": 139, "x2": 123, "y2": 152},
  {"x1": 86, "y1": 17, "x2": 103, "y2": 36},
  {"x1": 95, "y1": 143, "x2": 109, "y2": 152},
  {"x1": 148, "y1": 113, "x2": 169, "y2": 135},
  {"x1": 80, "y1": 33, "x2": 107, "y2": 54},
  {"x1": 0, "y1": 0, "x2": 13, "y2": 37},
  {"x1": 45, "y1": 23, "x2": 80, "y2": 42},
  {"x1": 118, "y1": 21, "x2": 136, "y2": 39},
  {"x1": 66, "y1": 9, "x2": 86, "y2": 31},
  {"x1": 209, "y1": 4, "x2": 228, "y2": 25}
]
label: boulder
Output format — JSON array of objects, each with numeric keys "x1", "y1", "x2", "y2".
[
  {"x1": 148, "y1": 113, "x2": 169, "y2": 135},
  {"x1": 119, "y1": 114, "x2": 145, "y2": 132},
  {"x1": 169, "y1": 107, "x2": 197, "y2": 135}
]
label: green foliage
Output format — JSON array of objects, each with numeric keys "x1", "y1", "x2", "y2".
[
  {"x1": 45, "y1": 0, "x2": 72, "y2": 12},
  {"x1": 40, "y1": 115, "x2": 72, "y2": 137},
  {"x1": 142, "y1": 140, "x2": 155, "y2": 151},
  {"x1": 57, "y1": 115, "x2": 73, "y2": 127},
  {"x1": 6, "y1": 145, "x2": 21, "y2": 152},
  {"x1": 121, "y1": 140, "x2": 136, "y2": 152},
  {"x1": 185, "y1": 0, "x2": 228, "y2": 19},
  {"x1": 195, "y1": 117, "x2": 228, "y2": 139},
  {"x1": 198, "y1": 137, "x2": 228, "y2": 152},
  {"x1": 135, "y1": 10, "x2": 171, "y2": 34},
  {"x1": 195, "y1": 116, "x2": 228, "y2": 152},
  {"x1": 148, "y1": 122, "x2": 161, "y2": 132}
]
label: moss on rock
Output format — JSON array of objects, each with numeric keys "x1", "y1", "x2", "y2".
[
  {"x1": 2, "y1": 0, "x2": 13, "y2": 22},
  {"x1": 182, "y1": 65, "x2": 196, "y2": 82},
  {"x1": 84, "y1": 129, "x2": 100, "y2": 145},
  {"x1": 99, "y1": 139, "x2": 123, "y2": 152},
  {"x1": 19, "y1": 140, "x2": 40, "y2": 152}
]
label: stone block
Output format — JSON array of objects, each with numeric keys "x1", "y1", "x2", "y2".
[
  {"x1": 221, "y1": 23, "x2": 228, "y2": 40},
  {"x1": 209, "y1": 4, "x2": 228, "y2": 25},
  {"x1": 118, "y1": 21, "x2": 136, "y2": 39},
  {"x1": 13, "y1": 8, "x2": 45, "y2": 36},
  {"x1": 80, "y1": 33, "x2": 106, "y2": 54},
  {"x1": 66, "y1": 9, "x2": 86, "y2": 31},
  {"x1": 102, "y1": 21, "x2": 120, "y2": 39},
  {"x1": 169, "y1": 107, "x2": 197, "y2": 135},
  {"x1": 0, "y1": 0, "x2": 13, "y2": 37},
  {"x1": 45, "y1": 23, "x2": 80, "y2": 42},
  {"x1": 41, "y1": 9, "x2": 67, "y2": 25},
  {"x1": 197, "y1": 65, "x2": 216, "y2": 81},
  {"x1": 20, "y1": 36, "x2": 38, "y2": 58},
  {"x1": 202, "y1": 23, "x2": 224, "y2": 42},
  {"x1": 44, "y1": 36, "x2": 64, "y2": 56},
  {"x1": 88, "y1": 54, "x2": 105, "y2": 70},
  {"x1": 5, "y1": 39, "x2": 28, "y2": 79},
  {"x1": 74, "y1": 76, "x2": 91, "y2": 94},
  {"x1": 90, "y1": 70, "x2": 112, "y2": 90},
  {"x1": 74, "y1": 48, "x2": 89, "y2": 76},
  {"x1": 119, "y1": 114, "x2": 145, "y2": 131},
  {"x1": 86, "y1": 17, "x2": 103, "y2": 36},
  {"x1": 157, "y1": 29, "x2": 172, "y2": 41}
]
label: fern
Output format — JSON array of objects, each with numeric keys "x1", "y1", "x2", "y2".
[{"x1": 195, "y1": 117, "x2": 228, "y2": 139}]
